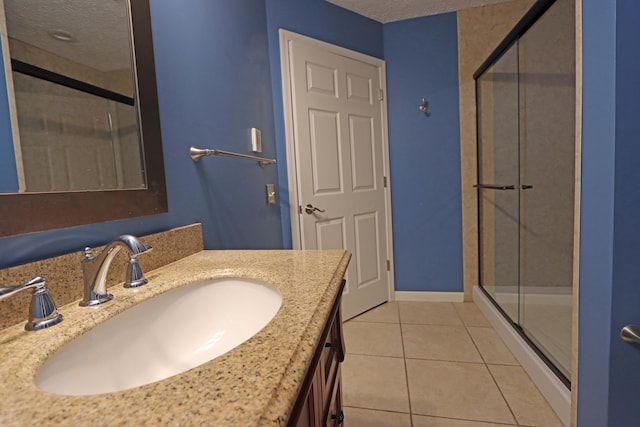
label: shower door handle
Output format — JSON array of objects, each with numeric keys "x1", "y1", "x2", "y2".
[
  {"x1": 621, "y1": 325, "x2": 640, "y2": 345},
  {"x1": 474, "y1": 184, "x2": 516, "y2": 190}
]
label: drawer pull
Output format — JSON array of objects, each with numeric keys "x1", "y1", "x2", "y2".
[
  {"x1": 331, "y1": 410, "x2": 345, "y2": 425},
  {"x1": 325, "y1": 341, "x2": 334, "y2": 348}
]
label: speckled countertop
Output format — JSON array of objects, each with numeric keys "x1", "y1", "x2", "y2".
[{"x1": 0, "y1": 249, "x2": 350, "y2": 426}]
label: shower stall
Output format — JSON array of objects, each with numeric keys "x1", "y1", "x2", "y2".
[{"x1": 474, "y1": 0, "x2": 576, "y2": 386}]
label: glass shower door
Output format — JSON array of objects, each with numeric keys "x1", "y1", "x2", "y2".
[
  {"x1": 518, "y1": 0, "x2": 575, "y2": 379},
  {"x1": 477, "y1": 43, "x2": 520, "y2": 323}
]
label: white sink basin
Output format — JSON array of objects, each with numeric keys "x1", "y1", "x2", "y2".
[{"x1": 36, "y1": 278, "x2": 282, "y2": 396}]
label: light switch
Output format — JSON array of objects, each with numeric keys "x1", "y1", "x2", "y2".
[
  {"x1": 266, "y1": 184, "x2": 276, "y2": 205},
  {"x1": 251, "y1": 128, "x2": 262, "y2": 153}
]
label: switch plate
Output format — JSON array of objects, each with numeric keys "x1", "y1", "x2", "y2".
[
  {"x1": 251, "y1": 128, "x2": 262, "y2": 153},
  {"x1": 266, "y1": 184, "x2": 276, "y2": 205}
]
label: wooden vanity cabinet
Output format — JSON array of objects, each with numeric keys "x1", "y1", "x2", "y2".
[{"x1": 289, "y1": 280, "x2": 346, "y2": 427}]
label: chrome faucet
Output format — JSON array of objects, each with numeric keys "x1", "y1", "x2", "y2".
[
  {"x1": 80, "y1": 235, "x2": 153, "y2": 307},
  {"x1": 0, "y1": 276, "x2": 64, "y2": 331}
]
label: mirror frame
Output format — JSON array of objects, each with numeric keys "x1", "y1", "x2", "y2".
[{"x1": 0, "y1": 0, "x2": 167, "y2": 238}]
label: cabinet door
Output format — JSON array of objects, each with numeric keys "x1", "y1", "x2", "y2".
[
  {"x1": 324, "y1": 365, "x2": 344, "y2": 427},
  {"x1": 320, "y1": 317, "x2": 339, "y2": 396},
  {"x1": 296, "y1": 364, "x2": 323, "y2": 427}
]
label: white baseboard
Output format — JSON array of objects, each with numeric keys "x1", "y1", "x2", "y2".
[
  {"x1": 394, "y1": 291, "x2": 464, "y2": 302},
  {"x1": 473, "y1": 286, "x2": 571, "y2": 427}
]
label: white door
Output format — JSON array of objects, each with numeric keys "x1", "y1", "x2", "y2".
[{"x1": 280, "y1": 30, "x2": 394, "y2": 320}]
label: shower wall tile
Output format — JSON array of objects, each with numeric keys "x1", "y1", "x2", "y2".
[
  {"x1": 0, "y1": 223, "x2": 203, "y2": 330},
  {"x1": 516, "y1": 0, "x2": 577, "y2": 291},
  {"x1": 9, "y1": 38, "x2": 133, "y2": 95}
]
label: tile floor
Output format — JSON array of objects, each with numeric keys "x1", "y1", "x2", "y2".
[{"x1": 341, "y1": 301, "x2": 563, "y2": 427}]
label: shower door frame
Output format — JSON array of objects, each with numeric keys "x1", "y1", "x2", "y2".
[{"x1": 474, "y1": 0, "x2": 573, "y2": 389}]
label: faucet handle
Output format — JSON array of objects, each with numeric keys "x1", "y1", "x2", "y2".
[
  {"x1": 27, "y1": 283, "x2": 64, "y2": 331},
  {"x1": 124, "y1": 257, "x2": 149, "y2": 288},
  {"x1": 0, "y1": 277, "x2": 63, "y2": 331}
]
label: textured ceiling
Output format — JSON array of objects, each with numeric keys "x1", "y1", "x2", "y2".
[
  {"x1": 326, "y1": 0, "x2": 516, "y2": 23},
  {"x1": 4, "y1": 0, "x2": 132, "y2": 72},
  {"x1": 3, "y1": 0, "x2": 518, "y2": 73}
]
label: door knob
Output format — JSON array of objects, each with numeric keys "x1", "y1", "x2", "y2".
[
  {"x1": 304, "y1": 204, "x2": 325, "y2": 215},
  {"x1": 621, "y1": 325, "x2": 640, "y2": 345}
]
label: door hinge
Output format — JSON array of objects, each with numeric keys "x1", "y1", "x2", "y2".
[
  {"x1": 378, "y1": 89, "x2": 384, "y2": 101},
  {"x1": 386, "y1": 260, "x2": 390, "y2": 271},
  {"x1": 383, "y1": 176, "x2": 387, "y2": 188}
]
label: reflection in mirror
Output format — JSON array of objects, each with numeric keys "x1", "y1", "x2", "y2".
[
  {"x1": 0, "y1": 0, "x2": 167, "y2": 237},
  {"x1": 2, "y1": 0, "x2": 146, "y2": 192}
]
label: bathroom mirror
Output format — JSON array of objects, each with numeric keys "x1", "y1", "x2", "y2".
[{"x1": 0, "y1": 0, "x2": 167, "y2": 237}]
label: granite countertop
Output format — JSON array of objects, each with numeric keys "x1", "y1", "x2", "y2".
[{"x1": 0, "y1": 249, "x2": 351, "y2": 426}]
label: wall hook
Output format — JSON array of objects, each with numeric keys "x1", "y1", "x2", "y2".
[{"x1": 419, "y1": 98, "x2": 430, "y2": 116}]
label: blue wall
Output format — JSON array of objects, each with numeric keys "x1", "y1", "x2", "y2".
[
  {"x1": 607, "y1": 1, "x2": 640, "y2": 425},
  {"x1": 0, "y1": 41, "x2": 19, "y2": 193},
  {"x1": 0, "y1": 0, "x2": 283, "y2": 268},
  {"x1": 1, "y1": 0, "x2": 466, "y2": 298},
  {"x1": 577, "y1": 0, "x2": 615, "y2": 424},
  {"x1": 3, "y1": 0, "x2": 465, "y2": 295},
  {"x1": 264, "y1": 0, "x2": 383, "y2": 248},
  {"x1": 2, "y1": 0, "x2": 633, "y2": 421},
  {"x1": 578, "y1": 0, "x2": 640, "y2": 425},
  {"x1": 264, "y1": 1, "x2": 463, "y2": 293},
  {"x1": 383, "y1": 14, "x2": 463, "y2": 292}
]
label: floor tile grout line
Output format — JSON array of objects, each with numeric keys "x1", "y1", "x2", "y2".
[
  {"x1": 347, "y1": 301, "x2": 559, "y2": 427},
  {"x1": 349, "y1": 320, "x2": 400, "y2": 324},
  {"x1": 346, "y1": 320, "x2": 400, "y2": 326},
  {"x1": 343, "y1": 405, "x2": 411, "y2": 416},
  {"x1": 461, "y1": 303, "x2": 521, "y2": 426},
  {"x1": 343, "y1": 404, "x2": 519, "y2": 427},
  {"x1": 462, "y1": 303, "x2": 522, "y2": 426},
  {"x1": 400, "y1": 322, "x2": 465, "y2": 326},
  {"x1": 397, "y1": 301, "x2": 414, "y2": 427},
  {"x1": 465, "y1": 323, "x2": 522, "y2": 367},
  {"x1": 343, "y1": 318, "x2": 404, "y2": 358},
  {"x1": 485, "y1": 357, "x2": 522, "y2": 426},
  {"x1": 345, "y1": 352, "x2": 405, "y2": 359},
  {"x1": 465, "y1": 323, "x2": 490, "y2": 365},
  {"x1": 411, "y1": 412, "x2": 522, "y2": 426},
  {"x1": 402, "y1": 356, "x2": 486, "y2": 365}
]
